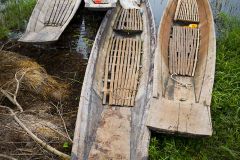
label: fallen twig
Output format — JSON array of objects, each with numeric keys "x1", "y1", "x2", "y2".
[
  {"x1": 0, "y1": 154, "x2": 17, "y2": 160},
  {"x1": 0, "y1": 70, "x2": 29, "y2": 112},
  {"x1": 0, "y1": 105, "x2": 71, "y2": 160},
  {"x1": 0, "y1": 40, "x2": 11, "y2": 51},
  {"x1": 50, "y1": 102, "x2": 73, "y2": 143}
]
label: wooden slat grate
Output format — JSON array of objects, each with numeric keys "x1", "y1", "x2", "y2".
[
  {"x1": 44, "y1": 0, "x2": 76, "y2": 26},
  {"x1": 169, "y1": 26, "x2": 200, "y2": 76},
  {"x1": 113, "y1": 8, "x2": 143, "y2": 33},
  {"x1": 103, "y1": 36, "x2": 143, "y2": 107},
  {"x1": 174, "y1": 0, "x2": 199, "y2": 23}
]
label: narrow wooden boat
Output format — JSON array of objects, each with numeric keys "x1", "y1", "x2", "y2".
[
  {"x1": 147, "y1": 0, "x2": 216, "y2": 136},
  {"x1": 84, "y1": 0, "x2": 116, "y2": 10},
  {"x1": 71, "y1": 0, "x2": 156, "y2": 159},
  {"x1": 19, "y1": 0, "x2": 82, "y2": 43}
]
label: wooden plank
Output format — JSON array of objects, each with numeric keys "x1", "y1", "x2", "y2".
[
  {"x1": 131, "y1": 39, "x2": 142, "y2": 106},
  {"x1": 147, "y1": 99, "x2": 212, "y2": 136},
  {"x1": 129, "y1": 39, "x2": 137, "y2": 105},
  {"x1": 118, "y1": 8, "x2": 125, "y2": 30},
  {"x1": 88, "y1": 107, "x2": 131, "y2": 160},
  {"x1": 192, "y1": 29, "x2": 200, "y2": 76},
  {"x1": 103, "y1": 37, "x2": 142, "y2": 106},
  {"x1": 103, "y1": 36, "x2": 114, "y2": 104},
  {"x1": 178, "y1": 103, "x2": 212, "y2": 135},
  {"x1": 109, "y1": 38, "x2": 120, "y2": 105},
  {"x1": 126, "y1": 39, "x2": 134, "y2": 106},
  {"x1": 113, "y1": 8, "x2": 143, "y2": 33},
  {"x1": 113, "y1": 38, "x2": 123, "y2": 105},
  {"x1": 169, "y1": 26, "x2": 199, "y2": 76},
  {"x1": 120, "y1": 39, "x2": 129, "y2": 106},
  {"x1": 174, "y1": 0, "x2": 199, "y2": 23},
  {"x1": 122, "y1": 38, "x2": 130, "y2": 106},
  {"x1": 125, "y1": 39, "x2": 132, "y2": 106},
  {"x1": 61, "y1": 0, "x2": 75, "y2": 25},
  {"x1": 55, "y1": 0, "x2": 70, "y2": 25}
]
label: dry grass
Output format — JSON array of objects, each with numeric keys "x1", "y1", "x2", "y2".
[{"x1": 0, "y1": 51, "x2": 69, "y2": 101}]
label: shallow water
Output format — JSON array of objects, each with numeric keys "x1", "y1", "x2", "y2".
[
  {"x1": 4, "y1": 0, "x2": 240, "y2": 59},
  {"x1": 149, "y1": 0, "x2": 240, "y2": 28}
]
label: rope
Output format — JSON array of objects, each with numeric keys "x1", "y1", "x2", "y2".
[{"x1": 170, "y1": 73, "x2": 192, "y2": 89}]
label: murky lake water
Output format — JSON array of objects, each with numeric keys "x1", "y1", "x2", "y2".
[
  {"x1": 74, "y1": 0, "x2": 240, "y2": 58},
  {"x1": 3, "y1": 0, "x2": 240, "y2": 59},
  {"x1": 149, "y1": 0, "x2": 240, "y2": 28},
  {"x1": 0, "y1": 0, "x2": 239, "y2": 157}
]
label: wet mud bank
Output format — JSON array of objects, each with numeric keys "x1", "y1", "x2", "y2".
[{"x1": 0, "y1": 3, "x2": 105, "y2": 159}]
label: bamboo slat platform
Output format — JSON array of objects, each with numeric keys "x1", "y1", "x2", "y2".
[
  {"x1": 19, "y1": 0, "x2": 81, "y2": 42},
  {"x1": 174, "y1": 0, "x2": 199, "y2": 23},
  {"x1": 148, "y1": 0, "x2": 216, "y2": 136},
  {"x1": 103, "y1": 36, "x2": 143, "y2": 107},
  {"x1": 113, "y1": 8, "x2": 143, "y2": 33},
  {"x1": 169, "y1": 26, "x2": 200, "y2": 76},
  {"x1": 71, "y1": 1, "x2": 156, "y2": 159},
  {"x1": 44, "y1": 0, "x2": 76, "y2": 26}
]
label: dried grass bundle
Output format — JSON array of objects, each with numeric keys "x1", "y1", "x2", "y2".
[{"x1": 0, "y1": 51, "x2": 69, "y2": 101}]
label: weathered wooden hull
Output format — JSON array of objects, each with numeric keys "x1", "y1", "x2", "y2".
[
  {"x1": 84, "y1": 0, "x2": 116, "y2": 11},
  {"x1": 71, "y1": 0, "x2": 156, "y2": 159},
  {"x1": 19, "y1": 0, "x2": 82, "y2": 43},
  {"x1": 147, "y1": 0, "x2": 216, "y2": 136}
]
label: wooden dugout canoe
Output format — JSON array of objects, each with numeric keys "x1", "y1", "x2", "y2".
[
  {"x1": 147, "y1": 0, "x2": 216, "y2": 136},
  {"x1": 84, "y1": 0, "x2": 116, "y2": 10},
  {"x1": 19, "y1": 0, "x2": 82, "y2": 43},
  {"x1": 71, "y1": 0, "x2": 156, "y2": 159}
]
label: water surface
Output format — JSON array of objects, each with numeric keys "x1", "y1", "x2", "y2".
[{"x1": 149, "y1": 0, "x2": 240, "y2": 29}]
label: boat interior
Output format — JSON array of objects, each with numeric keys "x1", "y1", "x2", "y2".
[
  {"x1": 147, "y1": 0, "x2": 215, "y2": 136},
  {"x1": 84, "y1": 0, "x2": 117, "y2": 10},
  {"x1": 72, "y1": 1, "x2": 155, "y2": 159},
  {"x1": 19, "y1": 0, "x2": 81, "y2": 42},
  {"x1": 158, "y1": 0, "x2": 212, "y2": 105}
]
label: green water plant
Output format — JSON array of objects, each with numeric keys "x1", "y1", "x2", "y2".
[{"x1": 0, "y1": 0, "x2": 36, "y2": 39}]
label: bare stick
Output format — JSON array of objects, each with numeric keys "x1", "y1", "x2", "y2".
[
  {"x1": 40, "y1": 122, "x2": 72, "y2": 143},
  {"x1": 0, "y1": 40, "x2": 11, "y2": 51},
  {"x1": 0, "y1": 154, "x2": 17, "y2": 160},
  {"x1": 0, "y1": 105, "x2": 71, "y2": 159},
  {"x1": 0, "y1": 89, "x2": 23, "y2": 112},
  {"x1": 50, "y1": 102, "x2": 73, "y2": 143},
  {"x1": 0, "y1": 70, "x2": 29, "y2": 112}
]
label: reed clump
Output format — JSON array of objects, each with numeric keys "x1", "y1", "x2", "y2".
[
  {"x1": 0, "y1": 51, "x2": 69, "y2": 101},
  {"x1": 0, "y1": 0, "x2": 36, "y2": 39}
]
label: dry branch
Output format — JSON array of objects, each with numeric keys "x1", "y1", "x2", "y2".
[
  {"x1": 0, "y1": 105, "x2": 71, "y2": 160},
  {"x1": 0, "y1": 70, "x2": 28, "y2": 112},
  {"x1": 0, "y1": 154, "x2": 17, "y2": 160},
  {"x1": 51, "y1": 102, "x2": 73, "y2": 143}
]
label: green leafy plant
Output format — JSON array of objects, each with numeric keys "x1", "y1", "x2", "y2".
[{"x1": 0, "y1": 0, "x2": 36, "y2": 39}]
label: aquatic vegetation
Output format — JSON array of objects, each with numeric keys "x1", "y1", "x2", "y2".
[
  {"x1": 149, "y1": 13, "x2": 240, "y2": 160},
  {"x1": 0, "y1": 0, "x2": 36, "y2": 39}
]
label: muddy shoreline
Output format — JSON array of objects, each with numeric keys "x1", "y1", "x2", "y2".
[{"x1": 0, "y1": 5, "x2": 105, "y2": 159}]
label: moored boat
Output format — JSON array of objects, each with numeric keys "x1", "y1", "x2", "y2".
[
  {"x1": 84, "y1": 0, "x2": 116, "y2": 10},
  {"x1": 71, "y1": 0, "x2": 156, "y2": 159},
  {"x1": 147, "y1": 0, "x2": 216, "y2": 136},
  {"x1": 19, "y1": 0, "x2": 82, "y2": 43}
]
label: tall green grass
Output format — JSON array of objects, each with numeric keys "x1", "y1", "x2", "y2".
[
  {"x1": 149, "y1": 13, "x2": 240, "y2": 160},
  {"x1": 0, "y1": 0, "x2": 36, "y2": 39}
]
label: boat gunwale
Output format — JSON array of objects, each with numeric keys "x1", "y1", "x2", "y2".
[
  {"x1": 149, "y1": 0, "x2": 216, "y2": 137},
  {"x1": 19, "y1": 0, "x2": 82, "y2": 43},
  {"x1": 71, "y1": 9, "x2": 114, "y2": 160},
  {"x1": 71, "y1": 0, "x2": 157, "y2": 158}
]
